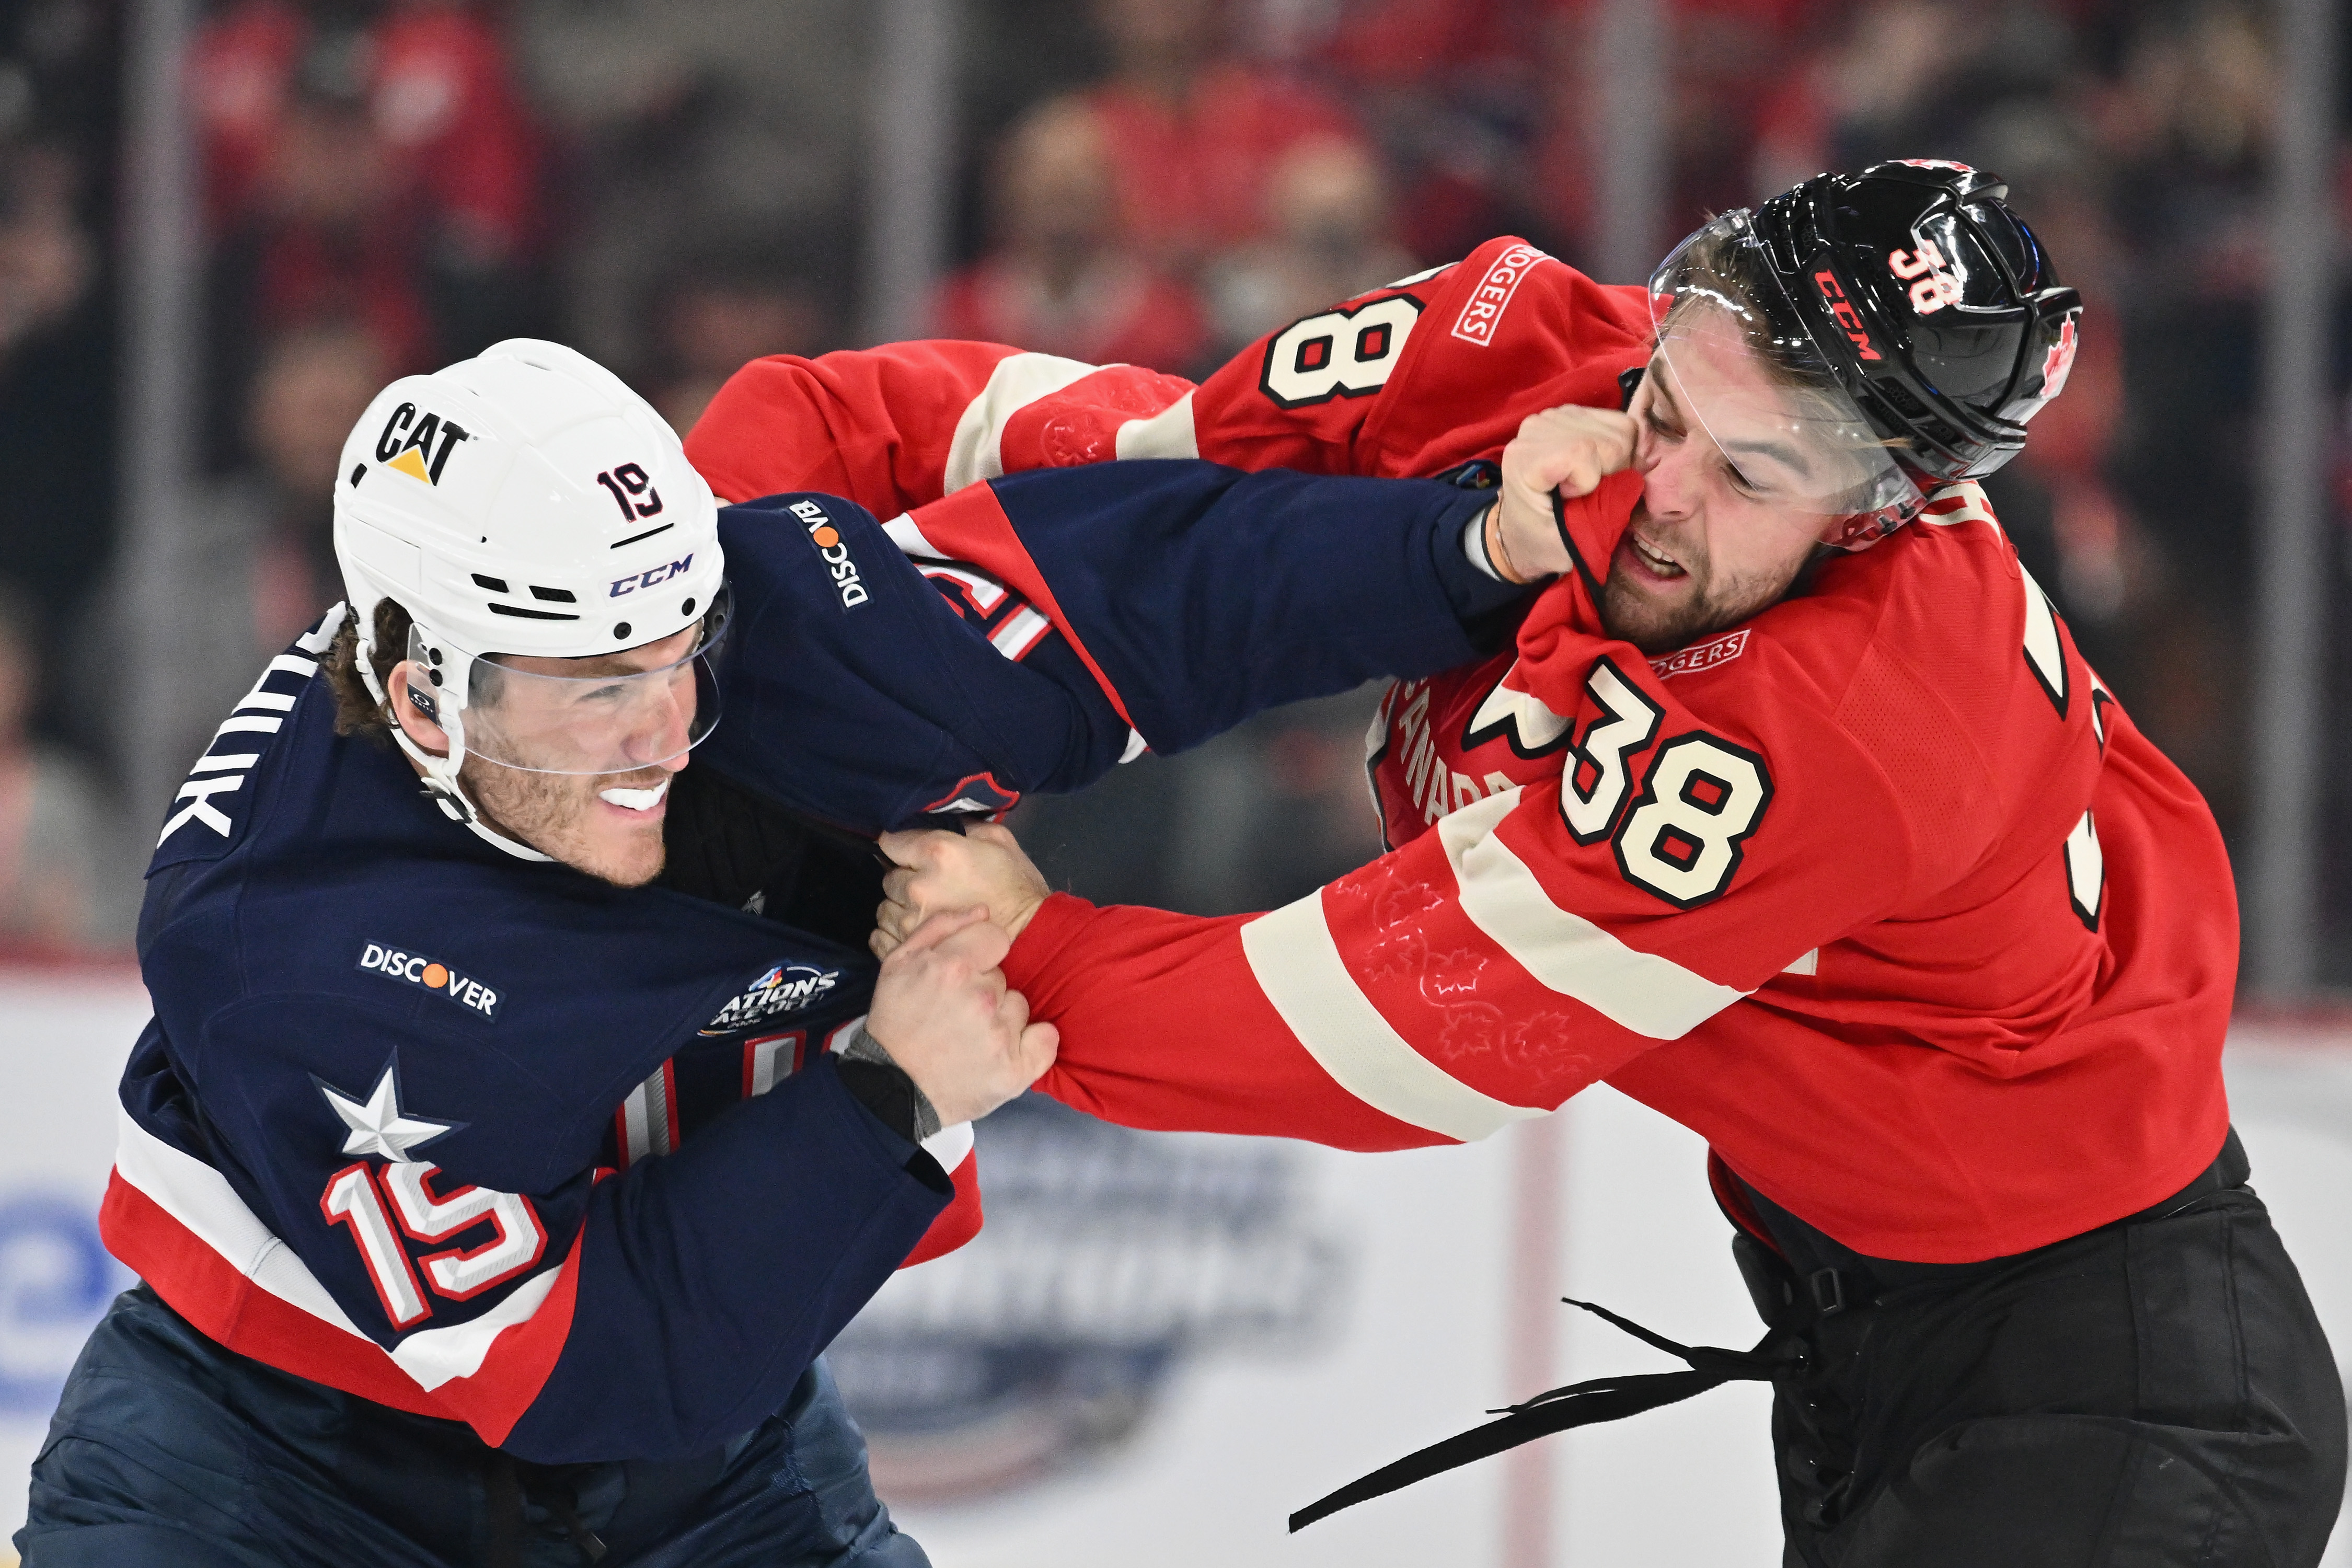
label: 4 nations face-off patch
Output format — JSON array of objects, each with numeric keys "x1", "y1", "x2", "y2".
[{"x1": 702, "y1": 963, "x2": 843, "y2": 1035}]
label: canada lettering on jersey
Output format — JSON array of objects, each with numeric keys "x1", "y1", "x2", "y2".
[{"x1": 1381, "y1": 674, "x2": 1522, "y2": 834}]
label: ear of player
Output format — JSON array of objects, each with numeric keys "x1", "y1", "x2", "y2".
[
  {"x1": 1650, "y1": 159, "x2": 2082, "y2": 550},
  {"x1": 330, "y1": 340, "x2": 732, "y2": 850}
]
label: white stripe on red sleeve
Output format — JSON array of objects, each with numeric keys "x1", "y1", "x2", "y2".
[
  {"x1": 882, "y1": 512, "x2": 949, "y2": 561},
  {"x1": 1435, "y1": 790, "x2": 1747, "y2": 1039},
  {"x1": 942, "y1": 353, "x2": 1104, "y2": 494},
  {"x1": 1111, "y1": 389, "x2": 1199, "y2": 461},
  {"x1": 1239, "y1": 892, "x2": 1547, "y2": 1143}
]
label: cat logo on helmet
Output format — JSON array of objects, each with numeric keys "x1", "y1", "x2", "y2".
[{"x1": 373, "y1": 403, "x2": 471, "y2": 486}]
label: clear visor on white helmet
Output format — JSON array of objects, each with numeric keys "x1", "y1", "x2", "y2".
[
  {"x1": 414, "y1": 584, "x2": 729, "y2": 776},
  {"x1": 1648, "y1": 211, "x2": 1923, "y2": 534}
]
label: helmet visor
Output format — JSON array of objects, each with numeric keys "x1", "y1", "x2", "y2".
[
  {"x1": 420, "y1": 591, "x2": 728, "y2": 776},
  {"x1": 1647, "y1": 211, "x2": 1923, "y2": 528}
]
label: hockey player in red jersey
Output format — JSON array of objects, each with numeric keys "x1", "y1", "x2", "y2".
[{"x1": 811, "y1": 165, "x2": 2344, "y2": 1565}]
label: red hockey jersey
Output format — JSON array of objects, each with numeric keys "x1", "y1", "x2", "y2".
[
  {"x1": 685, "y1": 238, "x2": 2235, "y2": 1263},
  {"x1": 685, "y1": 238, "x2": 1648, "y2": 513}
]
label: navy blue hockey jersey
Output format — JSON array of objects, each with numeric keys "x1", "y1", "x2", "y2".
[
  {"x1": 103, "y1": 460, "x2": 1508, "y2": 1464},
  {"x1": 701, "y1": 460, "x2": 1519, "y2": 834}
]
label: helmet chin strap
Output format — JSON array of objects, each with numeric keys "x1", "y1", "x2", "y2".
[
  {"x1": 356, "y1": 608, "x2": 552, "y2": 864},
  {"x1": 389, "y1": 717, "x2": 554, "y2": 864}
]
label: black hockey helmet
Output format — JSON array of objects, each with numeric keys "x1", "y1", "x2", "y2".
[{"x1": 1647, "y1": 160, "x2": 2082, "y2": 547}]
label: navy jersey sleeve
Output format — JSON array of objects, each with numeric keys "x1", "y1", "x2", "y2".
[{"x1": 703, "y1": 462, "x2": 1520, "y2": 833}]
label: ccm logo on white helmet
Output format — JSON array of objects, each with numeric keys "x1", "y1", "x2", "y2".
[
  {"x1": 609, "y1": 556, "x2": 695, "y2": 597},
  {"x1": 791, "y1": 499, "x2": 869, "y2": 609}
]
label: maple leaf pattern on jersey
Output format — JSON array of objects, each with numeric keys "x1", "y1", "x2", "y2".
[
  {"x1": 1423, "y1": 946, "x2": 1490, "y2": 1003},
  {"x1": 1431, "y1": 1003, "x2": 1590, "y2": 1104},
  {"x1": 1033, "y1": 370, "x2": 1197, "y2": 467}
]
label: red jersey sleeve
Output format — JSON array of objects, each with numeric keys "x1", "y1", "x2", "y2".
[
  {"x1": 1003, "y1": 584, "x2": 1918, "y2": 1149},
  {"x1": 684, "y1": 343, "x2": 1199, "y2": 514},
  {"x1": 1189, "y1": 237, "x2": 1654, "y2": 480},
  {"x1": 682, "y1": 237, "x2": 1658, "y2": 526}
]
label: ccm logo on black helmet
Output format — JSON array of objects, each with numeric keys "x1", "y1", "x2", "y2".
[
  {"x1": 791, "y1": 499, "x2": 869, "y2": 609},
  {"x1": 1809, "y1": 270, "x2": 1883, "y2": 362}
]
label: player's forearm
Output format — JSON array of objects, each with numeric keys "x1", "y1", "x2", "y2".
[
  {"x1": 1004, "y1": 893, "x2": 1449, "y2": 1151},
  {"x1": 685, "y1": 341, "x2": 1025, "y2": 513},
  {"x1": 995, "y1": 463, "x2": 1530, "y2": 758},
  {"x1": 497, "y1": 1056, "x2": 948, "y2": 1462}
]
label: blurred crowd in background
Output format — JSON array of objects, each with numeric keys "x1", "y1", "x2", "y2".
[{"x1": 0, "y1": 0, "x2": 2342, "y2": 971}]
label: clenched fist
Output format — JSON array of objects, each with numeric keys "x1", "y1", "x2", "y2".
[
  {"x1": 864, "y1": 907, "x2": 1056, "y2": 1126},
  {"x1": 872, "y1": 822, "x2": 1050, "y2": 959},
  {"x1": 1486, "y1": 402, "x2": 1641, "y2": 582}
]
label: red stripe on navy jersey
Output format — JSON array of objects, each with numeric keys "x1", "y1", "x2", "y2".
[
  {"x1": 894, "y1": 483, "x2": 1136, "y2": 729},
  {"x1": 902, "y1": 1157, "x2": 983, "y2": 1267},
  {"x1": 105, "y1": 1165, "x2": 583, "y2": 1445},
  {"x1": 104, "y1": 1170, "x2": 453, "y2": 1418}
]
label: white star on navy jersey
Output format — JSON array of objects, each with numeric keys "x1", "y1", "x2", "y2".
[{"x1": 316, "y1": 1063, "x2": 456, "y2": 1163}]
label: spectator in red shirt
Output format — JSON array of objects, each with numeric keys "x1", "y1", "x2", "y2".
[
  {"x1": 1080, "y1": 0, "x2": 1367, "y2": 273},
  {"x1": 1204, "y1": 134, "x2": 1415, "y2": 358},
  {"x1": 933, "y1": 97, "x2": 1210, "y2": 375},
  {"x1": 192, "y1": 0, "x2": 545, "y2": 423},
  {"x1": 193, "y1": 0, "x2": 540, "y2": 260},
  {"x1": 1261, "y1": 0, "x2": 1531, "y2": 266}
]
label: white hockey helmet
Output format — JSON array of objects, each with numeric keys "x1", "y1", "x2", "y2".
[{"x1": 332, "y1": 338, "x2": 728, "y2": 859}]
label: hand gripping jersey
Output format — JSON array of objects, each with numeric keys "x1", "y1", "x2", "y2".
[
  {"x1": 109, "y1": 462, "x2": 1510, "y2": 1464},
  {"x1": 686, "y1": 238, "x2": 2237, "y2": 1263}
]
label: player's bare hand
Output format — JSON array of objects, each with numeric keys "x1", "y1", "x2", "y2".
[
  {"x1": 872, "y1": 823, "x2": 1049, "y2": 958},
  {"x1": 865, "y1": 906, "x2": 1058, "y2": 1125},
  {"x1": 1490, "y1": 403, "x2": 1640, "y2": 581}
]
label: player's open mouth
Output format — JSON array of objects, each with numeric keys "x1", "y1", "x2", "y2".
[
  {"x1": 1626, "y1": 532, "x2": 1688, "y2": 581},
  {"x1": 597, "y1": 780, "x2": 670, "y2": 813}
]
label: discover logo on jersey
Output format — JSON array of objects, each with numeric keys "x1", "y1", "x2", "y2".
[
  {"x1": 357, "y1": 943, "x2": 502, "y2": 1020},
  {"x1": 792, "y1": 499, "x2": 870, "y2": 609}
]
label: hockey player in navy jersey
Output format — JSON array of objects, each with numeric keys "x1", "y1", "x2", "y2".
[{"x1": 18, "y1": 340, "x2": 1535, "y2": 1567}]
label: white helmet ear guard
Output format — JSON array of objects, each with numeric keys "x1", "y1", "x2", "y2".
[{"x1": 332, "y1": 339, "x2": 729, "y2": 859}]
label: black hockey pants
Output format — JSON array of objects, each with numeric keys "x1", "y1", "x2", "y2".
[
  {"x1": 1737, "y1": 1129, "x2": 2346, "y2": 1567},
  {"x1": 1292, "y1": 1129, "x2": 2345, "y2": 1564}
]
